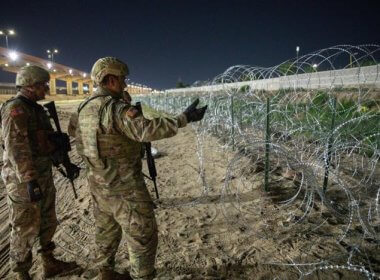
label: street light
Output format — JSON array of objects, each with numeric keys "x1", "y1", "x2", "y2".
[
  {"x1": 46, "y1": 49, "x2": 59, "y2": 62},
  {"x1": 296, "y1": 46, "x2": 300, "y2": 64},
  {"x1": 0, "y1": 29, "x2": 16, "y2": 48}
]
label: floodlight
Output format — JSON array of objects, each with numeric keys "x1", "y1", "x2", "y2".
[{"x1": 8, "y1": 51, "x2": 18, "y2": 61}]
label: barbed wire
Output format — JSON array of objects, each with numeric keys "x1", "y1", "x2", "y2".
[
  {"x1": 136, "y1": 44, "x2": 380, "y2": 278},
  {"x1": 0, "y1": 44, "x2": 378, "y2": 279}
]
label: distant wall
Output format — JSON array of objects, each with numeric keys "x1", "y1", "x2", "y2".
[
  {"x1": 166, "y1": 65, "x2": 380, "y2": 94},
  {"x1": 0, "y1": 83, "x2": 88, "y2": 96},
  {"x1": 0, "y1": 94, "x2": 86, "y2": 103},
  {"x1": 0, "y1": 83, "x2": 16, "y2": 95}
]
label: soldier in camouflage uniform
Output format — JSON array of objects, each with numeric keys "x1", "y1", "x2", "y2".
[
  {"x1": 72, "y1": 57, "x2": 206, "y2": 280},
  {"x1": 1, "y1": 66, "x2": 78, "y2": 280}
]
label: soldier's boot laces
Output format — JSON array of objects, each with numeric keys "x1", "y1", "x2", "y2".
[
  {"x1": 15, "y1": 271, "x2": 31, "y2": 280},
  {"x1": 99, "y1": 267, "x2": 132, "y2": 280},
  {"x1": 42, "y1": 254, "x2": 78, "y2": 278}
]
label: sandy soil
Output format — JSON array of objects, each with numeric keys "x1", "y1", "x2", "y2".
[{"x1": 0, "y1": 100, "x2": 379, "y2": 280}]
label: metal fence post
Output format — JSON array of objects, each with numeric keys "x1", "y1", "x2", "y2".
[
  {"x1": 323, "y1": 96, "x2": 337, "y2": 192},
  {"x1": 264, "y1": 98, "x2": 271, "y2": 191},
  {"x1": 238, "y1": 99, "x2": 243, "y2": 130},
  {"x1": 230, "y1": 94, "x2": 235, "y2": 150}
]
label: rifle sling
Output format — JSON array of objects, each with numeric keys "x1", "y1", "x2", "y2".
[{"x1": 77, "y1": 93, "x2": 112, "y2": 114}]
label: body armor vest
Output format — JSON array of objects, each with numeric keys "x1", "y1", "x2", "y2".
[
  {"x1": 76, "y1": 91, "x2": 146, "y2": 196},
  {"x1": 1, "y1": 94, "x2": 55, "y2": 157},
  {"x1": 77, "y1": 93, "x2": 142, "y2": 162}
]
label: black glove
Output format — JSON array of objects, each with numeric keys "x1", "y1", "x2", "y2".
[
  {"x1": 27, "y1": 180, "x2": 42, "y2": 202},
  {"x1": 183, "y1": 98, "x2": 208, "y2": 123}
]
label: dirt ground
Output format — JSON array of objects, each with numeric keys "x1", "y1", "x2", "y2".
[{"x1": 0, "y1": 99, "x2": 379, "y2": 280}]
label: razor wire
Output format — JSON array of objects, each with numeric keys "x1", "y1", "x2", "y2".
[
  {"x1": 0, "y1": 44, "x2": 379, "y2": 279},
  {"x1": 134, "y1": 44, "x2": 380, "y2": 279}
]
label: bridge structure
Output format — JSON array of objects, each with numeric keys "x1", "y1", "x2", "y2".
[
  {"x1": 0, "y1": 46, "x2": 92, "y2": 96},
  {"x1": 0, "y1": 47, "x2": 154, "y2": 96}
]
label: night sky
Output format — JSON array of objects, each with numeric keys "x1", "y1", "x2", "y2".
[{"x1": 0, "y1": 0, "x2": 379, "y2": 89}]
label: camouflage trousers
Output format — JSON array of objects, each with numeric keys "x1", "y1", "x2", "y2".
[
  {"x1": 2, "y1": 167, "x2": 58, "y2": 272},
  {"x1": 90, "y1": 189, "x2": 158, "y2": 280}
]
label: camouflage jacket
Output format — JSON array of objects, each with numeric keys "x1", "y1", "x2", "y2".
[
  {"x1": 1, "y1": 92, "x2": 55, "y2": 184},
  {"x1": 75, "y1": 87, "x2": 187, "y2": 201}
]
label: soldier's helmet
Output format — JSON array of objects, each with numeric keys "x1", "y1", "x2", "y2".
[
  {"x1": 16, "y1": 65, "x2": 50, "y2": 87},
  {"x1": 91, "y1": 57, "x2": 129, "y2": 85}
]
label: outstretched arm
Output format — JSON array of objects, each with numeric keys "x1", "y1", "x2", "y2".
[{"x1": 115, "y1": 104, "x2": 187, "y2": 142}]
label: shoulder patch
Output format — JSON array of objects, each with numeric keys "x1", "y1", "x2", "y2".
[
  {"x1": 10, "y1": 106, "x2": 25, "y2": 118},
  {"x1": 126, "y1": 107, "x2": 140, "y2": 119}
]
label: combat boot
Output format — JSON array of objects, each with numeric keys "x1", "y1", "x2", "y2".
[
  {"x1": 99, "y1": 267, "x2": 132, "y2": 280},
  {"x1": 41, "y1": 253, "x2": 79, "y2": 278},
  {"x1": 15, "y1": 271, "x2": 31, "y2": 280}
]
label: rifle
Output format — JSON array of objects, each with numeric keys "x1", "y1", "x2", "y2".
[
  {"x1": 134, "y1": 102, "x2": 159, "y2": 199},
  {"x1": 43, "y1": 101, "x2": 80, "y2": 199},
  {"x1": 145, "y1": 142, "x2": 159, "y2": 199}
]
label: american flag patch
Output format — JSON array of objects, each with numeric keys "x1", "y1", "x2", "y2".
[{"x1": 10, "y1": 107, "x2": 25, "y2": 118}]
